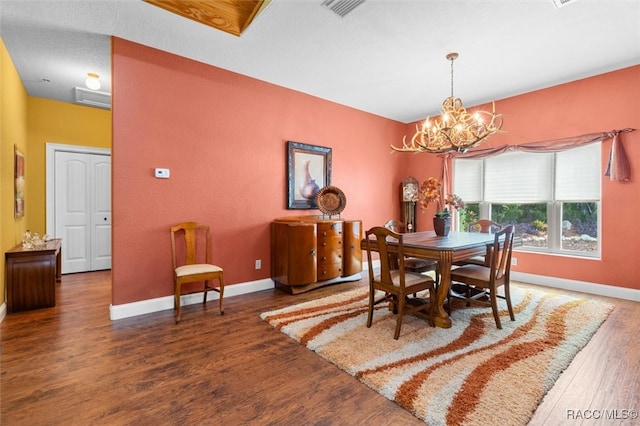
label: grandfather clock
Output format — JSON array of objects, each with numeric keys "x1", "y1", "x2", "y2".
[{"x1": 401, "y1": 176, "x2": 419, "y2": 232}]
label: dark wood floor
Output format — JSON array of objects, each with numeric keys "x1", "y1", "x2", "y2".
[{"x1": 1, "y1": 271, "x2": 638, "y2": 425}]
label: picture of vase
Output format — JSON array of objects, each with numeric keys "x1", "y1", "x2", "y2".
[
  {"x1": 287, "y1": 141, "x2": 331, "y2": 210},
  {"x1": 299, "y1": 160, "x2": 320, "y2": 200}
]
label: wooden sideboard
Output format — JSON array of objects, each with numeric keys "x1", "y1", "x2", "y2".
[
  {"x1": 5, "y1": 239, "x2": 62, "y2": 313},
  {"x1": 271, "y1": 216, "x2": 362, "y2": 294}
]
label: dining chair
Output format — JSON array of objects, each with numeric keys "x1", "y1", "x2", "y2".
[
  {"x1": 170, "y1": 221, "x2": 224, "y2": 323},
  {"x1": 454, "y1": 219, "x2": 502, "y2": 267},
  {"x1": 468, "y1": 219, "x2": 501, "y2": 234},
  {"x1": 384, "y1": 219, "x2": 440, "y2": 284},
  {"x1": 449, "y1": 225, "x2": 515, "y2": 329},
  {"x1": 364, "y1": 226, "x2": 435, "y2": 339}
]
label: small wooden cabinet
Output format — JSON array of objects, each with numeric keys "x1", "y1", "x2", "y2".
[
  {"x1": 5, "y1": 239, "x2": 62, "y2": 313},
  {"x1": 271, "y1": 216, "x2": 362, "y2": 294}
]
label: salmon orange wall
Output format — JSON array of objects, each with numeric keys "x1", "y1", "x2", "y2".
[
  {"x1": 111, "y1": 38, "x2": 408, "y2": 305},
  {"x1": 404, "y1": 65, "x2": 640, "y2": 290},
  {"x1": 112, "y1": 37, "x2": 638, "y2": 306}
]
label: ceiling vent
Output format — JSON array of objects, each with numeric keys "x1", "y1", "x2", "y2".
[
  {"x1": 321, "y1": 0, "x2": 366, "y2": 17},
  {"x1": 74, "y1": 87, "x2": 111, "y2": 110},
  {"x1": 552, "y1": 0, "x2": 577, "y2": 8}
]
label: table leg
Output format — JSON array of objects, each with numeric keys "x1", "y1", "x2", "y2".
[{"x1": 433, "y1": 251, "x2": 453, "y2": 328}]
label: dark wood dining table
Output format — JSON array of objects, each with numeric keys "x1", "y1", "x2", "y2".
[{"x1": 361, "y1": 230, "x2": 498, "y2": 329}]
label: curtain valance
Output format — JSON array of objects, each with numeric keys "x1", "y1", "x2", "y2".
[
  {"x1": 438, "y1": 128, "x2": 635, "y2": 214},
  {"x1": 444, "y1": 128, "x2": 635, "y2": 181}
]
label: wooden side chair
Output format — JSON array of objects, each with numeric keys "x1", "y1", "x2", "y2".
[
  {"x1": 454, "y1": 219, "x2": 502, "y2": 267},
  {"x1": 384, "y1": 219, "x2": 440, "y2": 285},
  {"x1": 170, "y1": 221, "x2": 224, "y2": 323},
  {"x1": 449, "y1": 225, "x2": 515, "y2": 329},
  {"x1": 468, "y1": 219, "x2": 501, "y2": 234},
  {"x1": 364, "y1": 226, "x2": 435, "y2": 339}
]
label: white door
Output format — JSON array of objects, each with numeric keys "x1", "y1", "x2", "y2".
[
  {"x1": 91, "y1": 157, "x2": 112, "y2": 270},
  {"x1": 54, "y1": 150, "x2": 111, "y2": 273}
]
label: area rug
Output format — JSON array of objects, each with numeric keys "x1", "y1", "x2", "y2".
[{"x1": 260, "y1": 284, "x2": 613, "y2": 426}]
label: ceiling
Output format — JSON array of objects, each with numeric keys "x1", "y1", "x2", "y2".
[{"x1": 1, "y1": 0, "x2": 638, "y2": 123}]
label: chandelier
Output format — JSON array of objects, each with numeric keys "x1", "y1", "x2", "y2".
[{"x1": 392, "y1": 52, "x2": 503, "y2": 154}]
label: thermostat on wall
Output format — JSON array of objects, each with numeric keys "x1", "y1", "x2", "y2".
[{"x1": 155, "y1": 168, "x2": 170, "y2": 179}]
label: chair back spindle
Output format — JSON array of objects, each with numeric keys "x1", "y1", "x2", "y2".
[{"x1": 492, "y1": 225, "x2": 514, "y2": 284}]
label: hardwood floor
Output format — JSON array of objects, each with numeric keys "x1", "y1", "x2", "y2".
[{"x1": 1, "y1": 271, "x2": 638, "y2": 425}]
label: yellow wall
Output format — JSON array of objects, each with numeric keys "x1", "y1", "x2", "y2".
[
  {"x1": 27, "y1": 98, "x2": 111, "y2": 232},
  {"x1": 1, "y1": 36, "x2": 111, "y2": 312},
  {"x1": 1, "y1": 38, "x2": 29, "y2": 308}
]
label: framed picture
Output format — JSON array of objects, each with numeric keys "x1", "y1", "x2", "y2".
[
  {"x1": 287, "y1": 141, "x2": 331, "y2": 209},
  {"x1": 14, "y1": 145, "x2": 25, "y2": 218}
]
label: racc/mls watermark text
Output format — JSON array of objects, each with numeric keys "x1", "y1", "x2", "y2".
[{"x1": 567, "y1": 409, "x2": 638, "y2": 420}]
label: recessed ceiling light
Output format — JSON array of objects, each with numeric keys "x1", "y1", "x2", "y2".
[{"x1": 85, "y1": 73, "x2": 101, "y2": 90}]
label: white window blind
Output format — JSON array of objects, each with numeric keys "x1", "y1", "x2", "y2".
[
  {"x1": 453, "y1": 142, "x2": 600, "y2": 203},
  {"x1": 555, "y1": 142, "x2": 601, "y2": 200},
  {"x1": 453, "y1": 159, "x2": 483, "y2": 202},
  {"x1": 485, "y1": 151, "x2": 554, "y2": 203}
]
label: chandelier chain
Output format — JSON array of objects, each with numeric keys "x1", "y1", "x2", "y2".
[{"x1": 450, "y1": 56, "x2": 454, "y2": 98}]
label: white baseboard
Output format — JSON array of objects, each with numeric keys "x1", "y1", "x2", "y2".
[
  {"x1": 109, "y1": 278, "x2": 275, "y2": 320},
  {"x1": 366, "y1": 260, "x2": 640, "y2": 302},
  {"x1": 511, "y1": 271, "x2": 640, "y2": 302},
  {"x1": 6, "y1": 266, "x2": 635, "y2": 324}
]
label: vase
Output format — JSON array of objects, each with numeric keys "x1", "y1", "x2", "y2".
[
  {"x1": 433, "y1": 217, "x2": 451, "y2": 237},
  {"x1": 299, "y1": 160, "x2": 320, "y2": 200}
]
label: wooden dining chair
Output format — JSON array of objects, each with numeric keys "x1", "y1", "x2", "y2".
[
  {"x1": 454, "y1": 219, "x2": 502, "y2": 267},
  {"x1": 384, "y1": 219, "x2": 440, "y2": 284},
  {"x1": 449, "y1": 225, "x2": 515, "y2": 329},
  {"x1": 365, "y1": 226, "x2": 435, "y2": 339},
  {"x1": 170, "y1": 221, "x2": 224, "y2": 323},
  {"x1": 468, "y1": 219, "x2": 501, "y2": 234}
]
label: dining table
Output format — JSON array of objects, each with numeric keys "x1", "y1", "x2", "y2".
[{"x1": 361, "y1": 230, "x2": 499, "y2": 329}]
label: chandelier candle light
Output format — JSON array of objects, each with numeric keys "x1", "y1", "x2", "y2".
[{"x1": 392, "y1": 52, "x2": 504, "y2": 154}]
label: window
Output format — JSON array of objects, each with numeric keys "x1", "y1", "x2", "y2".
[{"x1": 454, "y1": 143, "x2": 601, "y2": 257}]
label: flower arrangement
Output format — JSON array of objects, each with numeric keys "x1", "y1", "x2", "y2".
[{"x1": 418, "y1": 177, "x2": 465, "y2": 218}]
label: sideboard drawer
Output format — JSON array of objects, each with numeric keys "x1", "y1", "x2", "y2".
[
  {"x1": 317, "y1": 250, "x2": 342, "y2": 265},
  {"x1": 317, "y1": 263, "x2": 342, "y2": 280},
  {"x1": 317, "y1": 222, "x2": 343, "y2": 238},
  {"x1": 317, "y1": 236, "x2": 342, "y2": 253}
]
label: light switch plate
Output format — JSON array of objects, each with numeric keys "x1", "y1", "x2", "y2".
[{"x1": 155, "y1": 168, "x2": 170, "y2": 178}]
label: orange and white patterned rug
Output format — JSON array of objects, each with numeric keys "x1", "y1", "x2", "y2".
[{"x1": 261, "y1": 284, "x2": 613, "y2": 425}]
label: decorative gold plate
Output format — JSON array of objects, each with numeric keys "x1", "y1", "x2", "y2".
[{"x1": 316, "y1": 186, "x2": 346, "y2": 216}]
